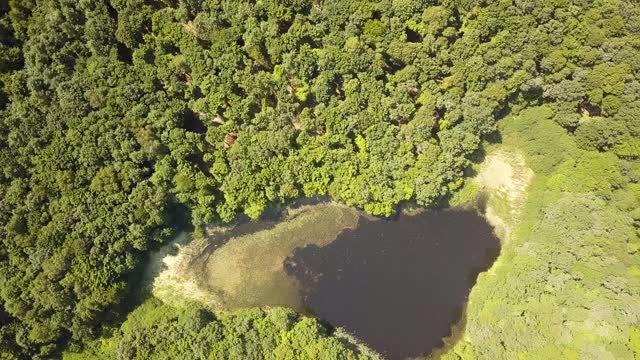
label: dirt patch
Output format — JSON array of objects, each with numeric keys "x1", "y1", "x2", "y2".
[
  {"x1": 146, "y1": 203, "x2": 361, "y2": 310},
  {"x1": 474, "y1": 150, "x2": 533, "y2": 242}
]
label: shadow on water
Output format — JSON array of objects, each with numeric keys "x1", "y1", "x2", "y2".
[{"x1": 284, "y1": 209, "x2": 500, "y2": 360}]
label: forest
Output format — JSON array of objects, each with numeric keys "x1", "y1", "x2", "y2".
[{"x1": 0, "y1": 0, "x2": 639, "y2": 359}]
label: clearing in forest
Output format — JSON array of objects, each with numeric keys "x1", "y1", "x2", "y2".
[{"x1": 474, "y1": 150, "x2": 533, "y2": 242}]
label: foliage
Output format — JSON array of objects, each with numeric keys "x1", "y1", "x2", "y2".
[
  {"x1": 63, "y1": 298, "x2": 372, "y2": 360},
  {"x1": 0, "y1": 0, "x2": 639, "y2": 358},
  {"x1": 443, "y1": 107, "x2": 640, "y2": 359}
]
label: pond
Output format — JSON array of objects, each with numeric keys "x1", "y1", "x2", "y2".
[
  {"x1": 149, "y1": 203, "x2": 500, "y2": 359},
  {"x1": 283, "y1": 209, "x2": 500, "y2": 359}
]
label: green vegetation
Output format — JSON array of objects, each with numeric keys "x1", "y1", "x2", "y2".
[
  {"x1": 64, "y1": 297, "x2": 377, "y2": 360},
  {"x1": 443, "y1": 107, "x2": 640, "y2": 359},
  {"x1": 0, "y1": 0, "x2": 638, "y2": 358}
]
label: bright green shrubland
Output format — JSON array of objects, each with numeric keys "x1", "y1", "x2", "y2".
[{"x1": 444, "y1": 108, "x2": 640, "y2": 360}]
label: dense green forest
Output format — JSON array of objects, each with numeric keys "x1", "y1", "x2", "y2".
[
  {"x1": 64, "y1": 298, "x2": 376, "y2": 360},
  {"x1": 0, "y1": 0, "x2": 639, "y2": 358}
]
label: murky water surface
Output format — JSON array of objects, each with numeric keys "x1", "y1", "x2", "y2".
[{"x1": 284, "y1": 210, "x2": 500, "y2": 359}]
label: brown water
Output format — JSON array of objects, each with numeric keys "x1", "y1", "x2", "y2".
[{"x1": 284, "y1": 209, "x2": 500, "y2": 359}]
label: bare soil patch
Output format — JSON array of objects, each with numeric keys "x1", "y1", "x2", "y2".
[{"x1": 474, "y1": 150, "x2": 533, "y2": 242}]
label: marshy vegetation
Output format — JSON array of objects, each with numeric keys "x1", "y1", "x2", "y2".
[{"x1": 148, "y1": 203, "x2": 362, "y2": 310}]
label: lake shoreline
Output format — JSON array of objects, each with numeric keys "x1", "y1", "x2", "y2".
[{"x1": 142, "y1": 147, "x2": 527, "y2": 359}]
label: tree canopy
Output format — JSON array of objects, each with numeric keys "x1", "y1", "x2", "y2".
[{"x1": 0, "y1": 0, "x2": 639, "y2": 358}]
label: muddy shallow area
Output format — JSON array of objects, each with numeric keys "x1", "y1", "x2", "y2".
[{"x1": 148, "y1": 203, "x2": 363, "y2": 309}]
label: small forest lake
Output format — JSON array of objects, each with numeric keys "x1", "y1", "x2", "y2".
[{"x1": 149, "y1": 203, "x2": 500, "y2": 359}]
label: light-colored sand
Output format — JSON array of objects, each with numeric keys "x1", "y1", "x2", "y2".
[{"x1": 474, "y1": 150, "x2": 533, "y2": 242}]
